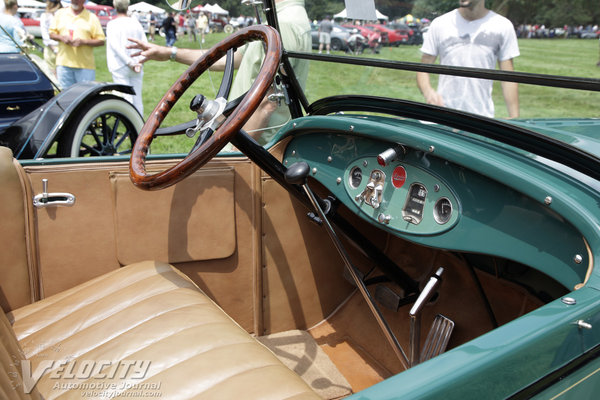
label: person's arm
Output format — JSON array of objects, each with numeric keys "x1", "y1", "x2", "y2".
[
  {"x1": 71, "y1": 37, "x2": 105, "y2": 47},
  {"x1": 499, "y1": 58, "x2": 519, "y2": 118},
  {"x1": 416, "y1": 53, "x2": 445, "y2": 107},
  {"x1": 127, "y1": 38, "x2": 242, "y2": 70}
]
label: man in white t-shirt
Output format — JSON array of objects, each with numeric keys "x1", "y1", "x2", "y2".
[{"x1": 416, "y1": 0, "x2": 519, "y2": 118}]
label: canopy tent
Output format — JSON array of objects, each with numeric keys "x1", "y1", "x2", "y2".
[
  {"x1": 129, "y1": 2, "x2": 166, "y2": 14},
  {"x1": 203, "y1": 3, "x2": 228, "y2": 15},
  {"x1": 192, "y1": 5, "x2": 204, "y2": 12},
  {"x1": 17, "y1": 0, "x2": 45, "y2": 8},
  {"x1": 333, "y1": 8, "x2": 388, "y2": 21}
]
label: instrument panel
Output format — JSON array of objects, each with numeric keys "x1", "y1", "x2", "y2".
[{"x1": 343, "y1": 154, "x2": 459, "y2": 235}]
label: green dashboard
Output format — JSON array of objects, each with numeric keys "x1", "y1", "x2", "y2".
[{"x1": 280, "y1": 115, "x2": 591, "y2": 290}]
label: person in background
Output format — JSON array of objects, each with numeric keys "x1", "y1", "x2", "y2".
[
  {"x1": 40, "y1": 0, "x2": 62, "y2": 75},
  {"x1": 177, "y1": 12, "x2": 184, "y2": 38},
  {"x1": 186, "y1": 13, "x2": 196, "y2": 42},
  {"x1": 0, "y1": 0, "x2": 24, "y2": 53},
  {"x1": 49, "y1": 0, "x2": 105, "y2": 89},
  {"x1": 106, "y1": 0, "x2": 146, "y2": 116},
  {"x1": 196, "y1": 12, "x2": 208, "y2": 44},
  {"x1": 161, "y1": 11, "x2": 176, "y2": 47},
  {"x1": 318, "y1": 15, "x2": 332, "y2": 54},
  {"x1": 147, "y1": 10, "x2": 156, "y2": 41},
  {"x1": 416, "y1": 0, "x2": 519, "y2": 119},
  {"x1": 128, "y1": 0, "x2": 311, "y2": 146}
]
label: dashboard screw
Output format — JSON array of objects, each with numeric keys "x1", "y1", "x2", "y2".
[
  {"x1": 544, "y1": 196, "x2": 552, "y2": 205},
  {"x1": 336, "y1": 177, "x2": 342, "y2": 184},
  {"x1": 574, "y1": 254, "x2": 583, "y2": 264}
]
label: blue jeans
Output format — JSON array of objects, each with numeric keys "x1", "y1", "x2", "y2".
[
  {"x1": 56, "y1": 66, "x2": 96, "y2": 89},
  {"x1": 166, "y1": 30, "x2": 176, "y2": 47}
]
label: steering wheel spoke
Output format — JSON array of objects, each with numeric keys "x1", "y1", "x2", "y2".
[{"x1": 130, "y1": 26, "x2": 282, "y2": 190}]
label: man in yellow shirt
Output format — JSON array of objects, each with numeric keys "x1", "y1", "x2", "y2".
[{"x1": 49, "y1": 0, "x2": 105, "y2": 89}]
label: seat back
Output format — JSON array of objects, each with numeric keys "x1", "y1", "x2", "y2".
[
  {"x1": 0, "y1": 312, "x2": 41, "y2": 399},
  {"x1": 0, "y1": 147, "x2": 36, "y2": 312}
]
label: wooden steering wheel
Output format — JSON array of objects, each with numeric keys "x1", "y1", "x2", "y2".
[{"x1": 130, "y1": 25, "x2": 282, "y2": 190}]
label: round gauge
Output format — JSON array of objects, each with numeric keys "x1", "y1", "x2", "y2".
[
  {"x1": 349, "y1": 166, "x2": 362, "y2": 188},
  {"x1": 433, "y1": 197, "x2": 453, "y2": 224}
]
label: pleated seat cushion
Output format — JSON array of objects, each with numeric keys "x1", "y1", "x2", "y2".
[{"x1": 4, "y1": 261, "x2": 320, "y2": 400}]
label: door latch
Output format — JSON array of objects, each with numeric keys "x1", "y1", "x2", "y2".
[{"x1": 33, "y1": 179, "x2": 75, "y2": 208}]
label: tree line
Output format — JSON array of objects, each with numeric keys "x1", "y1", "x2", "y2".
[{"x1": 93, "y1": 0, "x2": 599, "y2": 28}]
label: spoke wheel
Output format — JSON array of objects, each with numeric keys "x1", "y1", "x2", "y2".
[{"x1": 58, "y1": 95, "x2": 143, "y2": 157}]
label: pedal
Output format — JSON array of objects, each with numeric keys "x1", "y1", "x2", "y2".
[
  {"x1": 374, "y1": 284, "x2": 404, "y2": 311},
  {"x1": 420, "y1": 314, "x2": 455, "y2": 362}
]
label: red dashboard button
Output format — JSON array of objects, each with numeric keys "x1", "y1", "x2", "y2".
[{"x1": 392, "y1": 166, "x2": 407, "y2": 188}]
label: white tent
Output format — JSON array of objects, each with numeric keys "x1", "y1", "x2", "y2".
[
  {"x1": 333, "y1": 8, "x2": 388, "y2": 21},
  {"x1": 203, "y1": 3, "x2": 228, "y2": 15},
  {"x1": 17, "y1": 0, "x2": 46, "y2": 8},
  {"x1": 129, "y1": 1, "x2": 166, "y2": 14}
]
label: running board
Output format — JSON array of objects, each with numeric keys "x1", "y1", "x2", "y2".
[{"x1": 420, "y1": 314, "x2": 455, "y2": 363}]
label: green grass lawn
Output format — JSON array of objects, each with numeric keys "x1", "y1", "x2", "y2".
[{"x1": 79, "y1": 35, "x2": 599, "y2": 153}]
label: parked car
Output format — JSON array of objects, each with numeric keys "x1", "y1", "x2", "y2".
[
  {"x1": 209, "y1": 15, "x2": 234, "y2": 33},
  {"x1": 84, "y1": 4, "x2": 117, "y2": 30},
  {"x1": 310, "y1": 22, "x2": 351, "y2": 51},
  {"x1": 389, "y1": 22, "x2": 423, "y2": 45},
  {"x1": 580, "y1": 28, "x2": 600, "y2": 38},
  {"x1": 17, "y1": 7, "x2": 43, "y2": 38},
  {"x1": 365, "y1": 23, "x2": 409, "y2": 46},
  {"x1": 0, "y1": 52, "x2": 143, "y2": 159},
  {"x1": 3, "y1": 0, "x2": 600, "y2": 399},
  {"x1": 342, "y1": 24, "x2": 382, "y2": 52}
]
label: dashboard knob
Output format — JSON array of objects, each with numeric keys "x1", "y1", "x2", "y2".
[{"x1": 377, "y1": 146, "x2": 405, "y2": 167}]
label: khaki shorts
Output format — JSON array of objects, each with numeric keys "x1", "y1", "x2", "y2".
[{"x1": 319, "y1": 32, "x2": 331, "y2": 45}]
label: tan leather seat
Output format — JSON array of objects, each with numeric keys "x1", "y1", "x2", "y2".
[{"x1": 2, "y1": 261, "x2": 320, "y2": 399}]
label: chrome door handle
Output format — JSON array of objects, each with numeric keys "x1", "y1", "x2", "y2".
[{"x1": 33, "y1": 179, "x2": 76, "y2": 208}]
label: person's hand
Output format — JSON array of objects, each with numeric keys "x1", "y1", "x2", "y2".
[
  {"x1": 423, "y1": 88, "x2": 445, "y2": 107},
  {"x1": 127, "y1": 38, "x2": 169, "y2": 62}
]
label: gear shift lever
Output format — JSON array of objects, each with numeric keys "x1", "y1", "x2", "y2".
[{"x1": 284, "y1": 162, "x2": 410, "y2": 369}]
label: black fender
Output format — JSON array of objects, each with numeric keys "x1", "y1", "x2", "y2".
[{"x1": 8, "y1": 81, "x2": 138, "y2": 159}]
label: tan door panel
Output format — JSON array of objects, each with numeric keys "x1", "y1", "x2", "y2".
[{"x1": 110, "y1": 167, "x2": 236, "y2": 265}]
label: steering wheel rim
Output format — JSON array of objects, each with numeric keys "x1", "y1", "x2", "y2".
[{"x1": 130, "y1": 25, "x2": 282, "y2": 190}]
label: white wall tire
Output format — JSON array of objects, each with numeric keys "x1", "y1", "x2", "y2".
[{"x1": 58, "y1": 95, "x2": 144, "y2": 158}]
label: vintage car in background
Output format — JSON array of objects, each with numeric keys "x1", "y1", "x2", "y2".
[
  {"x1": 1, "y1": 0, "x2": 600, "y2": 399},
  {"x1": 0, "y1": 52, "x2": 143, "y2": 159},
  {"x1": 17, "y1": 7, "x2": 43, "y2": 38}
]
